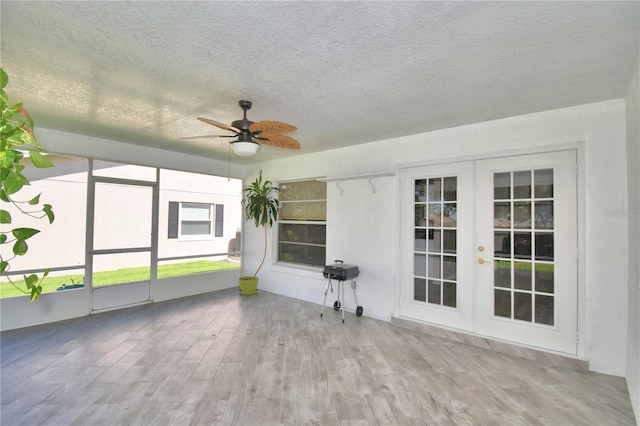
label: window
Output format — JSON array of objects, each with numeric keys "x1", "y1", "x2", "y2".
[
  {"x1": 277, "y1": 180, "x2": 327, "y2": 267},
  {"x1": 168, "y1": 202, "x2": 222, "y2": 240}
]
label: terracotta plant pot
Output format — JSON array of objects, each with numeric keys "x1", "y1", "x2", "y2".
[{"x1": 239, "y1": 276, "x2": 259, "y2": 296}]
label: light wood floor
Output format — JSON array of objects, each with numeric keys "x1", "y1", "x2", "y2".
[{"x1": 1, "y1": 289, "x2": 635, "y2": 425}]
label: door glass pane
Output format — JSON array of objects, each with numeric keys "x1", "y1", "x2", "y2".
[
  {"x1": 443, "y1": 282, "x2": 456, "y2": 308},
  {"x1": 428, "y1": 178, "x2": 441, "y2": 201},
  {"x1": 414, "y1": 254, "x2": 426, "y2": 277},
  {"x1": 535, "y1": 201, "x2": 554, "y2": 229},
  {"x1": 442, "y1": 230, "x2": 456, "y2": 254},
  {"x1": 535, "y1": 264, "x2": 554, "y2": 293},
  {"x1": 514, "y1": 262, "x2": 532, "y2": 290},
  {"x1": 494, "y1": 289, "x2": 511, "y2": 318},
  {"x1": 494, "y1": 173, "x2": 510, "y2": 199},
  {"x1": 443, "y1": 203, "x2": 457, "y2": 227},
  {"x1": 415, "y1": 229, "x2": 427, "y2": 251},
  {"x1": 428, "y1": 255, "x2": 441, "y2": 279},
  {"x1": 415, "y1": 179, "x2": 427, "y2": 202},
  {"x1": 535, "y1": 295, "x2": 554, "y2": 325},
  {"x1": 494, "y1": 231, "x2": 511, "y2": 258},
  {"x1": 513, "y1": 171, "x2": 532, "y2": 199},
  {"x1": 428, "y1": 229, "x2": 441, "y2": 252},
  {"x1": 535, "y1": 233, "x2": 554, "y2": 260},
  {"x1": 443, "y1": 256, "x2": 456, "y2": 280},
  {"x1": 443, "y1": 177, "x2": 457, "y2": 201},
  {"x1": 492, "y1": 168, "x2": 556, "y2": 326},
  {"x1": 534, "y1": 169, "x2": 554, "y2": 198},
  {"x1": 428, "y1": 204, "x2": 441, "y2": 226},
  {"x1": 428, "y1": 280, "x2": 441, "y2": 304},
  {"x1": 494, "y1": 202, "x2": 511, "y2": 228},
  {"x1": 494, "y1": 260, "x2": 511, "y2": 288},
  {"x1": 514, "y1": 202, "x2": 532, "y2": 229},
  {"x1": 514, "y1": 292, "x2": 532, "y2": 321},
  {"x1": 415, "y1": 204, "x2": 426, "y2": 227},
  {"x1": 414, "y1": 278, "x2": 426, "y2": 302},
  {"x1": 514, "y1": 232, "x2": 532, "y2": 259}
]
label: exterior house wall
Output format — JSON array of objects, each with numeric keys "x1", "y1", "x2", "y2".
[
  {"x1": 158, "y1": 169, "x2": 242, "y2": 261},
  {"x1": 0, "y1": 160, "x2": 87, "y2": 274},
  {"x1": 1, "y1": 160, "x2": 242, "y2": 274},
  {"x1": 625, "y1": 58, "x2": 640, "y2": 423},
  {"x1": 246, "y1": 99, "x2": 629, "y2": 377}
]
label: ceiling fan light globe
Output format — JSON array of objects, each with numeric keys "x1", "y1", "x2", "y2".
[{"x1": 231, "y1": 141, "x2": 259, "y2": 156}]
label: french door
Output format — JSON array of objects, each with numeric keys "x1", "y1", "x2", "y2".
[{"x1": 400, "y1": 150, "x2": 578, "y2": 354}]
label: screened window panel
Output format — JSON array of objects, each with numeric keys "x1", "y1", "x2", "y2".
[
  {"x1": 279, "y1": 180, "x2": 327, "y2": 201},
  {"x1": 278, "y1": 224, "x2": 326, "y2": 245},
  {"x1": 277, "y1": 180, "x2": 327, "y2": 267},
  {"x1": 280, "y1": 201, "x2": 327, "y2": 221}
]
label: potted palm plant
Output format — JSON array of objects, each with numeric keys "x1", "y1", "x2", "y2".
[{"x1": 240, "y1": 170, "x2": 280, "y2": 295}]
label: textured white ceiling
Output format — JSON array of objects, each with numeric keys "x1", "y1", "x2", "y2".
[{"x1": 1, "y1": 1, "x2": 638, "y2": 164}]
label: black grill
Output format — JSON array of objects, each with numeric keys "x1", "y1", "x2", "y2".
[
  {"x1": 321, "y1": 260, "x2": 362, "y2": 322},
  {"x1": 322, "y1": 263, "x2": 360, "y2": 281}
]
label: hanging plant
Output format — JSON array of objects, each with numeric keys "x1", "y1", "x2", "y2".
[{"x1": 0, "y1": 68, "x2": 55, "y2": 301}]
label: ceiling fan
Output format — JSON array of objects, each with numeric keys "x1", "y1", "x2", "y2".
[{"x1": 183, "y1": 100, "x2": 300, "y2": 156}]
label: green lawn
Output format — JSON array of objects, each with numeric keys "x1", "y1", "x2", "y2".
[{"x1": 0, "y1": 260, "x2": 239, "y2": 298}]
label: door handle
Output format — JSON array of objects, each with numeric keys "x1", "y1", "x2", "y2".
[{"x1": 477, "y1": 258, "x2": 490, "y2": 265}]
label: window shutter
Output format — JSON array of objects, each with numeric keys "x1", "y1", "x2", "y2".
[
  {"x1": 168, "y1": 201, "x2": 179, "y2": 239},
  {"x1": 215, "y1": 204, "x2": 224, "y2": 237}
]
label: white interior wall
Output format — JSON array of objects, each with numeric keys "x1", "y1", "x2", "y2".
[
  {"x1": 625, "y1": 58, "x2": 640, "y2": 423},
  {"x1": 247, "y1": 99, "x2": 629, "y2": 377}
]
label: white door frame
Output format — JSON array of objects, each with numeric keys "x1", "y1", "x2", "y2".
[
  {"x1": 395, "y1": 144, "x2": 586, "y2": 357},
  {"x1": 86, "y1": 161, "x2": 160, "y2": 312}
]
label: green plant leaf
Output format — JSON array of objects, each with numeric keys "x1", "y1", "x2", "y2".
[
  {"x1": 0, "y1": 190, "x2": 9, "y2": 202},
  {"x1": 12, "y1": 228, "x2": 40, "y2": 240},
  {"x1": 0, "y1": 68, "x2": 7, "y2": 89},
  {"x1": 0, "y1": 209, "x2": 11, "y2": 224},
  {"x1": 28, "y1": 193, "x2": 41, "y2": 205},
  {"x1": 43, "y1": 204, "x2": 54, "y2": 224},
  {"x1": 29, "y1": 150, "x2": 53, "y2": 168},
  {"x1": 13, "y1": 238, "x2": 28, "y2": 256},
  {"x1": 0, "y1": 149, "x2": 17, "y2": 168},
  {"x1": 2, "y1": 173, "x2": 27, "y2": 195},
  {"x1": 30, "y1": 285, "x2": 42, "y2": 302},
  {"x1": 0, "y1": 260, "x2": 8, "y2": 273},
  {"x1": 0, "y1": 233, "x2": 7, "y2": 244},
  {"x1": 24, "y1": 273, "x2": 38, "y2": 289}
]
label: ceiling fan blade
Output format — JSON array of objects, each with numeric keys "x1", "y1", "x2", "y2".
[
  {"x1": 256, "y1": 133, "x2": 300, "y2": 150},
  {"x1": 249, "y1": 120, "x2": 297, "y2": 135},
  {"x1": 180, "y1": 134, "x2": 236, "y2": 140},
  {"x1": 197, "y1": 117, "x2": 241, "y2": 133}
]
